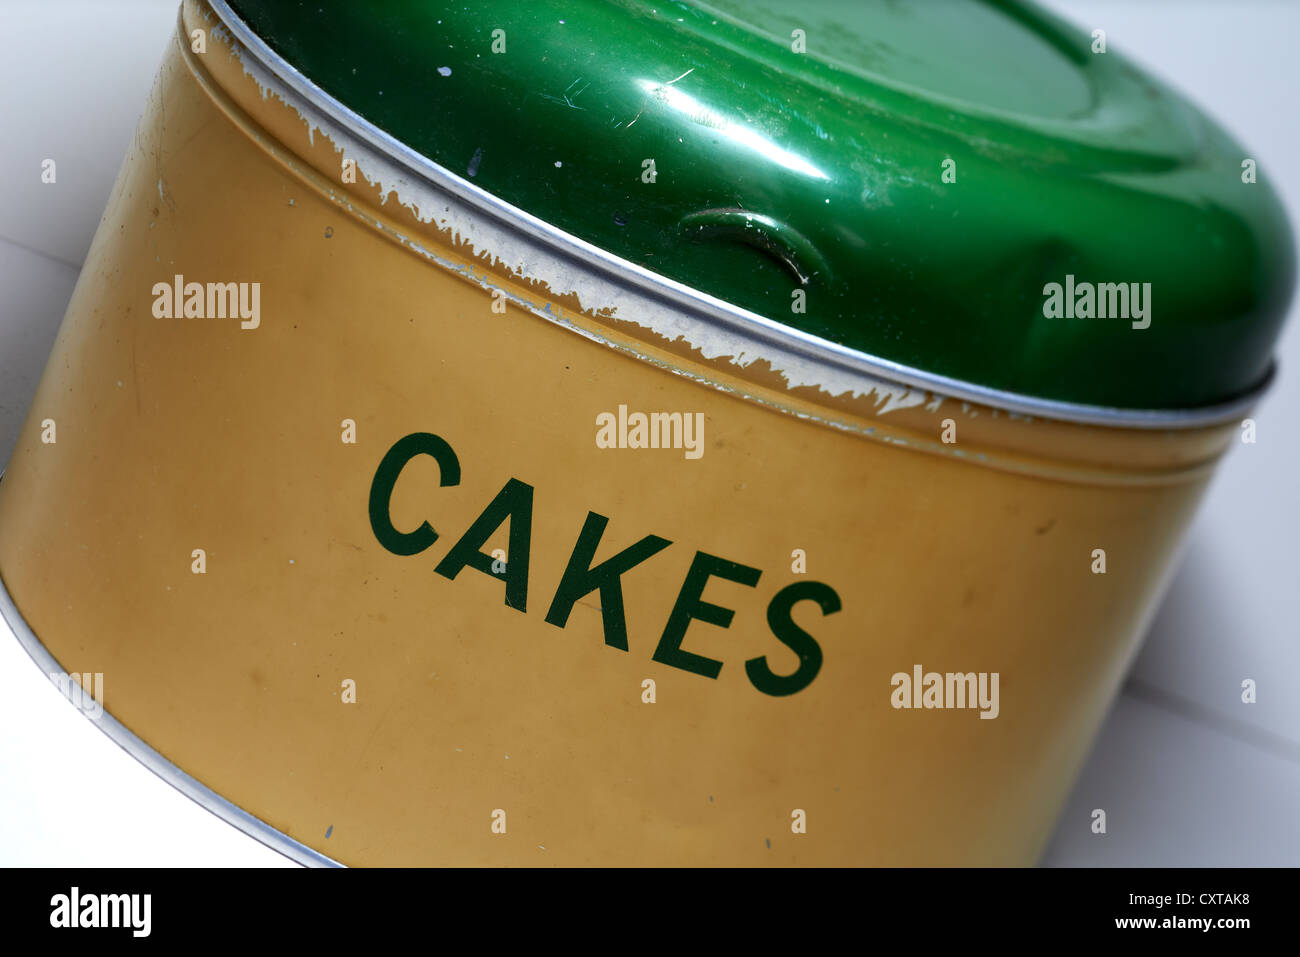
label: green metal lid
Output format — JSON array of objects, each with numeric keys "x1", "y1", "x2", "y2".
[{"x1": 221, "y1": 0, "x2": 1293, "y2": 412}]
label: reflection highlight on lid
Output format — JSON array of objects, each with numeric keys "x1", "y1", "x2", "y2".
[{"x1": 634, "y1": 77, "x2": 829, "y2": 181}]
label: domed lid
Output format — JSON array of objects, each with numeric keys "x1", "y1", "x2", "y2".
[{"x1": 217, "y1": 0, "x2": 1294, "y2": 416}]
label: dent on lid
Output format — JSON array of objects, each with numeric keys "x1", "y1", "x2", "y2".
[{"x1": 225, "y1": 0, "x2": 1294, "y2": 411}]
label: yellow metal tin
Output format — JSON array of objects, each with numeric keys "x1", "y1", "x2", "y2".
[{"x1": 0, "y1": 2, "x2": 1246, "y2": 865}]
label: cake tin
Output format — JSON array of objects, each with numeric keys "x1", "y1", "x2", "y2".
[{"x1": 0, "y1": 0, "x2": 1292, "y2": 865}]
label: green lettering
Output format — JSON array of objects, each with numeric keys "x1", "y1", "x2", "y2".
[
  {"x1": 368, "y1": 432, "x2": 461, "y2": 556},
  {"x1": 653, "y1": 552, "x2": 761, "y2": 679},
  {"x1": 434, "y1": 478, "x2": 533, "y2": 611},
  {"x1": 544, "y1": 512, "x2": 671, "y2": 650},
  {"x1": 747, "y1": 581, "x2": 840, "y2": 696}
]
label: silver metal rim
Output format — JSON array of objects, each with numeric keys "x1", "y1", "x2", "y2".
[
  {"x1": 207, "y1": 0, "x2": 1272, "y2": 430},
  {"x1": 0, "y1": 566, "x2": 341, "y2": 868}
]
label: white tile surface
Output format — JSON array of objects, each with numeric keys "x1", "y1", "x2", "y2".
[
  {"x1": 0, "y1": 1, "x2": 178, "y2": 265},
  {"x1": 1134, "y1": 514, "x2": 1300, "y2": 748},
  {"x1": 1041, "y1": 691, "x2": 1300, "y2": 866},
  {"x1": 0, "y1": 239, "x2": 75, "y2": 467}
]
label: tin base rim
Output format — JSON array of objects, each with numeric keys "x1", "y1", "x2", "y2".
[{"x1": 0, "y1": 557, "x2": 342, "y2": 869}]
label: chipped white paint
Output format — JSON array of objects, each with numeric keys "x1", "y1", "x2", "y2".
[
  {"x1": 198, "y1": 0, "x2": 1257, "y2": 431},
  {"x1": 199, "y1": 4, "x2": 946, "y2": 423}
]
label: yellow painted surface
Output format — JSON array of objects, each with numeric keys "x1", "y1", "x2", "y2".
[{"x1": 0, "y1": 4, "x2": 1231, "y2": 865}]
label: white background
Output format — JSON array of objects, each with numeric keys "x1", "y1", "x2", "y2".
[{"x1": 0, "y1": 0, "x2": 1296, "y2": 866}]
